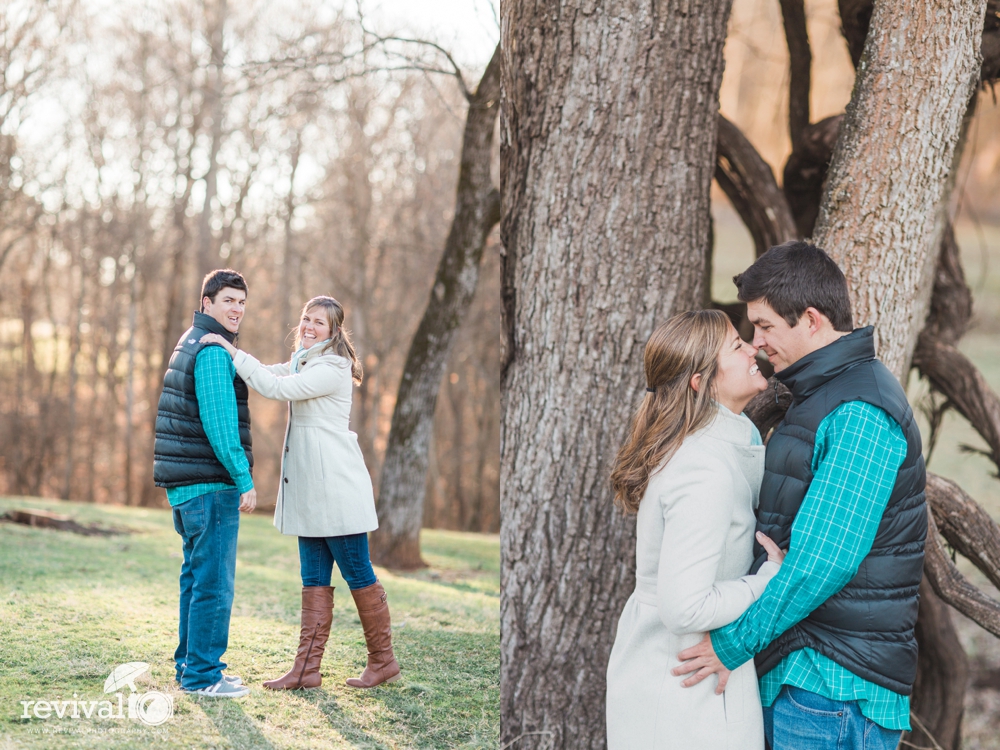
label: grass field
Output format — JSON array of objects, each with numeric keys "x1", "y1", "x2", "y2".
[{"x1": 0, "y1": 498, "x2": 499, "y2": 749}]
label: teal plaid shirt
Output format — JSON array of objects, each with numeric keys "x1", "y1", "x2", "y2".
[
  {"x1": 710, "y1": 401, "x2": 911, "y2": 731},
  {"x1": 166, "y1": 345, "x2": 253, "y2": 507}
]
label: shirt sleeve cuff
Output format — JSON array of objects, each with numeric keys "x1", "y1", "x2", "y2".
[
  {"x1": 234, "y1": 472, "x2": 254, "y2": 494},
  {"x1": 711, "y1": 627, "x2": 753, "y2": 671}
]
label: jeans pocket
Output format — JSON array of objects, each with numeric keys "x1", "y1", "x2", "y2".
[
  {"x1": 864, "y1": 718, "x2": 901, "y2": 750},
  {"x1": 784, "y1": 686, "x2": 844, "y2": 717},
  {"x1": 178, "y1": 496, "x2": 207, "y2": 535}
]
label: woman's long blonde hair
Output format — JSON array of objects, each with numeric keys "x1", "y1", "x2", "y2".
[
  {"x1": 610, "y1": 309, "x2": 731, "y2": 514},
  {"x1": 294, "y1": 296, "x2": 363, "y2": 385}
]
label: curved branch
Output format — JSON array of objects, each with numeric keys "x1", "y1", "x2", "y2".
[
  {"x1": 782, "y1": 115, "x2": 842, "y2": 237},
  {"x1": 779, "y1": 0, "x2": 811, "y2": 150},
  {"x1": 715, "y1": 115, "x2": 797, "y2": 257},
  {"x1": 927, "y1": 473, "x2": 1000, "y2": 592},
  {"x1": 913, "y1": 338, "x2": 1000, "y2": 475},
  {"x1": 924, "y1": 509, "x2": 1000, "y2": 638}
]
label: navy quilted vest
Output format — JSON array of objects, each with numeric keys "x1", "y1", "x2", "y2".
[
  {"x1": 153, "y1": 312, "x2": 253, "y2": 488},
  {"x1": 751, "y1": 326, "x2": 926, "y2": 695}
]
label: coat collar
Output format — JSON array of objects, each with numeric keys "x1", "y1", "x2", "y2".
[
  {"x1": 703, "y1": 402, "x2": 759, "y2": 447},
  {"x1": 192, "y1": 311, "x2": 238, "y2": 344},
  {"x1": 776, "y1": 326, "x2": 876, "y2": 403}
]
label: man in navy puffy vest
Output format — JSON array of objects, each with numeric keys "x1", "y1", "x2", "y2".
[
  {"x1": 153, "y1": 269, "x2": 257, "y2": 698},
  {"x1": 673, "y1": 242, "x2": 926, "y2": 750}
]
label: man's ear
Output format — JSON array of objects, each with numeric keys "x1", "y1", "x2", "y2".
[
  {"x1": 803, "y1": 307, "x2": 831, "y2": 335},
  {"x1": 690, "y1": 373, "x2": 702, "y2": 393}
]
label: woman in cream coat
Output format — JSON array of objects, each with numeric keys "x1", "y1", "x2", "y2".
[
  {"x1": 606, "y1": 310, "x2": 784, "y2": 750},
  {"x1": 201, "y1": 295, "x2": 400, "y2": 691}
]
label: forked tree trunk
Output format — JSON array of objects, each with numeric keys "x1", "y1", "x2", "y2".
[
  {"x1": 370, "y1": 45, "x2": 501, "y2": 569},
  {"x1": 499, "y1": 2, "x2": 733, "y2": 747},
  {"x1": 807, "y1": 2, "x2": 985, "y2": 747},
  {"x1": 812, "y1": 0, "x2": 985, "y2": 379}
]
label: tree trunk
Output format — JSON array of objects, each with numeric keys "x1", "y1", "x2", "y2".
[
  {"x1": 369, "y1": 45, "x2": 501, "y2": 569},
  {"x1": 807, "y1": 2, "x2": 985, "y2": 745},
  {"x1": 905, "y1": 578, "x2": 969, "y2": 750},
  {"x1": 812, "y1": 0, "x2": 984, "y2": 379},
  {"x1": 499, "y1": 1, "x2": 732, "y2": 745}
]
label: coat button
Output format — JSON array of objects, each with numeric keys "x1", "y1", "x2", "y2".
[
  {"x1": 284, "y1": 477, "x2": 288, "y2": 483},
  {"x1": 285, "y1": 446, "x2": 289, "y2": 453}
]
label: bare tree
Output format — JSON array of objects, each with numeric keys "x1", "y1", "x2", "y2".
[
  {"x1": 369, "y1": 44, "x2": 500, "y2": 569},
  {"x1": 498, "y1": 1, "x2": 734, "y2": 745}
]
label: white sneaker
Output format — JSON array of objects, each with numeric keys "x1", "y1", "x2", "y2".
[
  {"x1": 189, "y1": 678, "x2": 250, "y2": 698},
  {"x1": 177, "y1": 668, "x2": 242, "y2": 687}
]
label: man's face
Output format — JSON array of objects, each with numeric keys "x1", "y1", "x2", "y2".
[
  {"x1": 746, "y1": 300, "x2": 812, "y2": 372},
  {"x1": 202, "y1": 287, "x2": 246, "y2": 334}
]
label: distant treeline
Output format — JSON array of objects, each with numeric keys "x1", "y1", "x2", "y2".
[{"x1": 0, "y1": 0, "x2": 499, "y2": 533}]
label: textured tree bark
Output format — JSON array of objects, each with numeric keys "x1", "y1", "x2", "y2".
[
  {"x1": 927, "y1": 473, "x2": 1000, "y2": 595},
  {"x1": 905, "y1": 578, "x2": 969, "y2": 750},
  {"x1": 924, "y1": 507, "x2": 1000, "y2": 638},
  {"x1": 370, "y1": 45, "x2": 501, "y2": 569},
  {"x1": 839, "y1": 0, "x2": 1000, "y2": 83},
  {"x1": 813, "y1": 0, "x2": 985, "y2": 380},
  {"x1": 715, "y1": 115, "x2": 797, "y2": 258},
  {"x1": 500, "y1": 1, "x2": 732, "y2": 746}
]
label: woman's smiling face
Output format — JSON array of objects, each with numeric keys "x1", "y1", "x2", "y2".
[
  {"x1": 712, "y1": 322, "x2": 768, "y2": 412},
  {"x1": 299, "y1": 306, "x2": 333, "y2": 349}
]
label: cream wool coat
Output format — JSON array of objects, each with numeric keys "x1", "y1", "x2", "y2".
[
  {"x1": 606, "y1": 405, "x2": 779, "y2": 750},
  {"x1": 233, "y1": 348, "x2": 378, "y2": 538}
]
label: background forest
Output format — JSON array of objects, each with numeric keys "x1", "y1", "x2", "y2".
[{"x1": 0, "y1": 0, "x2": 500, "y2": 535}]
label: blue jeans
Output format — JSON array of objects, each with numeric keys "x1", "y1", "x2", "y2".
[
  {"x1": 764, "y1": 686, "x2": 902, "y2": 750},
  {"x1": 298, "y1": 533, "x2": 377, "y2": 590},
  {"x1": 172, "y1": 489, "x2": 240, "y2": 690}
]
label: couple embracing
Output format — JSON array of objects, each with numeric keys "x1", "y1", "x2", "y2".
[
  {"x1": 606, "y1": 242, "x2": 926, "y2": 750},
  {"x1": 152, "y1": 269, "x2": 400, "y2": 698}
]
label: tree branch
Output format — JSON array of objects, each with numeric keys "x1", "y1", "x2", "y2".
[
  {"x1": 779, "y1": 0, "x2": 811, "y2": 151},
  {"x1": 924, "y1": 507, "x2": 1000, "y2": 638},
  {"x1": 927, "y1": 473, "x2": 1000, "y2": 592},
  {"x1": 782, "y1": 114, "x2": 842, "y2": 237},
  {"x1": 715, "y1": 115, "x2": 798, "y2": 257}
]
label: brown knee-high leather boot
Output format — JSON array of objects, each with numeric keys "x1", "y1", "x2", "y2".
[
  {"x1": 346, "y1": 581, "x2": 401, "y2": 688},
  {"x1": 263, "y1": 586, "x2": 334, "y2": 689}
]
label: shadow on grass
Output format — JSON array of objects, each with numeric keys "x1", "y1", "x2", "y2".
[
  {"x1": 196, "y1": 698, "x2": 275, "y2": 750},
  {"x1": 294, "y1": 689, "x2": 388, "y2": 749}
]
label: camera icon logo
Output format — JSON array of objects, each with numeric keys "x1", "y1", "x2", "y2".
[{"x1": 104, "y1": 662, "x2": 174, "y2": 727}]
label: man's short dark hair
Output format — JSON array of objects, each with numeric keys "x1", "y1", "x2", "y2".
[
  {"x1": 733, "y1": 241, "x2": 853, "y2": 332},
  {"x1": 200, "y1": 269, "x2": 248, "y2": 311}
]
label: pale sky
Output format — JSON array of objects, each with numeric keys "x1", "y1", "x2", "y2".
[{"x1": 360, "y1": 0, "x2": 499, "y2": 71}]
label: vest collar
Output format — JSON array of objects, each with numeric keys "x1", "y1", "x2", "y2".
[
  {"x1": 192, "y1": 311, "x2": 238, "y2": 344},
  {"x1": 776, "y1": 326, "x2": 876, "y2": 402}
]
